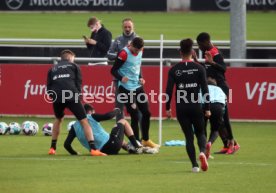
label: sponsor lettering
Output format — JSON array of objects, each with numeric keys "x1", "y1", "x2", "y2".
[{"x1": 246, "y1": 82, "x2": 276, "y2": 105}]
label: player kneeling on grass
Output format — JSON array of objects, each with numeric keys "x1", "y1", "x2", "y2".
[{"x1": 64, "y1": 104, "x2": 145, "y2": 155}]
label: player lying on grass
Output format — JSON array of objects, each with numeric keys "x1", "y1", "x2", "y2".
[{"x1": 64, "y1": 104, "x2": 148, "y2": 155}]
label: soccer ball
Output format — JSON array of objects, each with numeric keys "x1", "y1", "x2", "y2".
[
  {"x1": 9, "y1": 122, "x2": 21, "y2": 135},
  {"x1": 0, "y1": 122, "x2": 9, "y2": 135},
  {"x1": 42, "y1": 123, "x2": 53, "y2": 136},
  {"x1": 31, "y1": 121, "x2": 39, "y2": 134},
  {"x1": 22, "y1": 121, "x2": 37, "y2": 136},
  {"x1": 67, "y1": 121, "x2": 76, "y2": 131}
]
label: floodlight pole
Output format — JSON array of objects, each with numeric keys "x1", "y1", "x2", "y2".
[
  {"x1": 158, "y1": 34, "x2": 164, "y2": 146},
  {"x1": 230, "y1": 0, "x2": 247, "y2": 67}
]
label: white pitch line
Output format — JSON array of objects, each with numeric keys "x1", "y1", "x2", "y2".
[{"x1": 172, "y1": 161, "x2": 273, "y2": 167}]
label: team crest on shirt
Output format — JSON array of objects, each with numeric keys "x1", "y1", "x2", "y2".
[{"x1": 175, "y1": 70, "x2": 182, "y2": 76}]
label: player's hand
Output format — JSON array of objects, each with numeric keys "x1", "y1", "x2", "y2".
[
  {"x1": 113, "y1": 108, "x2": 121, "y2": 115},
  {"x1": 139, "y1": 78, "x2": 146, "y2": 85},
  {"x1": 205, "y1": 110, "x2": 211, "y2": 118},
  {"x1": 192, "y1": 50, "x2": 199, "y2": 63},
  {"x1": 122, "y1": 76, "x2": 129, "y2": 83},
  {"x1": 166, "y1": 109, "x2": 172, "y2": 119},
  {"x1": 205, "y1": 51, "x2": 214, "y2": 64}
]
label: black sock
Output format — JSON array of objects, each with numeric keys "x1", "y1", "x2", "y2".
[
  {"x1": 51, "y1": 140, "x2": 57, "y2": 150},
  {"x1": 128, "y1": 135, "x2": 139, "y2": 148},
  {"x1": 88, "y1": 140, "x2": 96, "y2": 150}
]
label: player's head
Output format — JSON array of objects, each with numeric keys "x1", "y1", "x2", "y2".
[
  {"x1": 122, "y1": 18, "x2": 134, "y2": 36},
  {"x1": 84, "y1": 103, "x2": 95, "y2": 114},
  {"x1": 87, "y1": 16, "x2": 101, "y2": 32},
  {"x1": 207, "y1": 76, "x2": 217, "y2": 85},
  {"x1": 130, "y1": 37, "x2": 144, "y2": 54},
  {"x1": 60, "y1": 50, "x2": 75, "y2": 62},
  {"x1": 179, "y1": 38, "x2": 193, "y2": 57},
  {"x1": 196, "y1": 32, "x2": 211, "y2": 51}
]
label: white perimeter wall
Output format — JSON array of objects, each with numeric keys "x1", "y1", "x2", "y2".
[{"x1": 167, "y1": 0, "x2": 190, "y2": 11}]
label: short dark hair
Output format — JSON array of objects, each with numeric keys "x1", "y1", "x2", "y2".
[
  {"x1": 132, "y1": 37, "x2": 144, "y2": 49},
  {"x1": 180, "y1": 38, "x2": 193, "y2": 54},
  {"x1": 60, "y1": 49, "x2": 75, "y2": 60},
  {"x1": 196, "y1": 32, "x2": 211, "y2": 43},
  {"x1": 84, "y1": 103, "x2": 94, "y2": 114}
]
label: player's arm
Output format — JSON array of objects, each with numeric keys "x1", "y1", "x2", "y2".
[
  {"x1": 199, "y1": 67, "x2": 211, "y2": 117},
  {"x1": 212, "y1": 54, "x2": 227, "y2": 72},
  {"x1": 64, "y1": 128, "x2": 78, "y2": 155},
  {"x1": 205, "y1": 51, "x2": 226, "y2": 72},
  {"x1": 165, "y1": 69, "x2": 175, "y2": 118},
  {"x1": 74, "y1": 64, "x2": 82, "y2": 93},
  {"x1": 46, "y1": 69, "x2": 52, "y2": 91},
  {"x1": 107, "y1": 38, "x2": 119, "y2": 61},
  {"x1": 92, "y1": 108, "x2": 121, "y2": 122},
  {"x1": 110, "y1": 50, "x2": 128, "y2": 81}
]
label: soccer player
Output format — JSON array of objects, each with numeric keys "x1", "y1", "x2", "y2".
[
  {"x1": 166, "y1": 38, "x2": 210, "y2": 172},
  {"x1": 64, "y1": 104, "x2": 144, "y2": 155},
  {"x1": 204, "y1": 76, "x2": 227, "y2": 159},
  {"x1": 110, "y1": 37, "x2": 159, "y2": 148},
  {"x1": 107, "y1": 18, "x2": 138, "y2": 121},
  {"x1": 46, "y1": 50, "x2": 105, "y2": 156},
  {"x1": 196, "y1": 32, "x2": 240, "y2": 154}
]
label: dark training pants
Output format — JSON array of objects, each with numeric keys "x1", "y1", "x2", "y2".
[
  {"x1": 118, "y1": 86, "x2": 151, "y2": 141},
  {"x1": 176, "y1": 105, "x2": 207, "y2": 168},
  {"x1": 204, "y1": 103, "x2": 225, "y2": 144},
  {"x1": 101, "y1": 123, "x2": 125, "y2": 155},
  {"x1": 218, "y1": 83, "x2": 234, "y2": 146},
  {"x1": 53, "y1": 100, "x2": 86, "y2": 121}
]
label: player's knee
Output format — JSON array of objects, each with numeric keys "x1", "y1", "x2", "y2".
[{"x1": 117, "y1": 119, "x2": 126, "y2": 125}]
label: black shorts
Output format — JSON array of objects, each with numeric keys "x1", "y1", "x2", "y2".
[
  {"x1": 53, "y1": 100, "x2": 86, "y2": 120},
  {"x1": 100, "y1": 123, "x2": 125, "y2": 155}
]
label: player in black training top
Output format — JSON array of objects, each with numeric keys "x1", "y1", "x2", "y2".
[
  {"x1": 46, "y1": 49, "x2": 106, "y2": 156},
  {"x1": 196, "y1": 32, "x2": 240, "y2": 154},
  {"x1": 166, "y1": 38, "x2": 211, "y2": 173}
]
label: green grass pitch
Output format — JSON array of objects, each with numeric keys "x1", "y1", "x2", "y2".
[
  {"x1": 0, "y1": 117, "x2": 275, "y2": 193},
  {"x1": 0, "y1": 12, "x2": 275, "y2": 40}
]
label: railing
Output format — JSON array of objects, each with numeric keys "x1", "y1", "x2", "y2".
[
  {"x1": 1, "y1": 38, "x2": 276, "y2": 46},
  {"x1": 0, "y1": 56, "x2": 276, "y2": 66},
  {"x1": 1, "y1": 39, "x2": 276, "y2": 66}
]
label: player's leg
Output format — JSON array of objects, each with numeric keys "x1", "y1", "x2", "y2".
[
  {"x1": 208, "y1": 104, "x2": 224, "y2": 144},
  {"x1": 177, "y1": 110, "x2": 199, "y2": 170},
  {"x1": 49, "y1": 102, "x2": 66, "y2": 155},
  {"x1": 119, "y1": 119, "x2": 142, "y2": 149},
  {"x1": 191, "y1": 108, "x2": 208, "y2": 171},
  {"x1": 135, "y1": 88, "x2": 159, "y2": 148},
  {"x1": 114, "y1": 80, "x2": 124, "y2": 121},
  {"x1": 101, "y1": 122, "x2": 125, "y2": 155},
  {"x1": 63, "y1": 127, "x2": 78, "y2": 155},
  {"x1": 119, "y1": 86, "x2": 140, "y2": 140},
  {"x1": 67, "y1": 101, "x2": 106, "y2": 156}
]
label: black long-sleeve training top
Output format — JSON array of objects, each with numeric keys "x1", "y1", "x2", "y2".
[
  {"x1": 47, "y1": 60, "x2": 82, "y2": 102},
  {"x1": 203, "y1": 46, "x2": 227, "y2": 86},
  {"x1": 166, "y1": 60, "x2": 210, "y2": 111}
]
